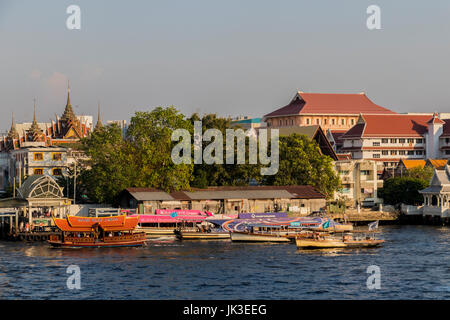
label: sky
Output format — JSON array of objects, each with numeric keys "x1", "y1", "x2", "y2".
[{"x1": 1, "y1": 0, "x2": 450, "y2": 131}]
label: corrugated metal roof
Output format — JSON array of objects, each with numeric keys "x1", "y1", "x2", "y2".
[
  {"x1": 185, "y1": 189, "x2": 294, "y2": 200},
  {"x1": 130, "y1": 192, "x2": 175, "y2": 201}
]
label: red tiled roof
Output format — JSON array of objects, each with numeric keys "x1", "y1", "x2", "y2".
[
  {"x1": 336, "y1": 153, "x2": 352, "y2": 160},
  {"x1": 341, "y1": 114, "x2": 432, "y2": 139},
  {"x1": 264, "y1": 92, "x2": 395, "y2": 118},
  {"x1": 427, "y1": 113, "x2": 445, "y2": 125}
]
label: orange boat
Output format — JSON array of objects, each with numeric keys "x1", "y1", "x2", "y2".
[{"x1": 48, "y1": 215, "x2": 147, "y2": 248}]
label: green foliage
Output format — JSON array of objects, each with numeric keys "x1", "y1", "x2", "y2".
[
  {"x1": 263, "y1": 134, "x2": 340, "y2": 199},
  {"x1": 378, "y1": 177, "x2": 428, "y2": 205},
  {"x1": 189, "y1": 113, "x2": 262, "y2": 187},
  {"x1": 404, "y1": 166, "x2": 434, "y2": 182},
  {"x1": 79, "y1": 107, "x2": 193, "y2": 205}
]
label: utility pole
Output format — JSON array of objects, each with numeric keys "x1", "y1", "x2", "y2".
[{"x1": 73, "y1": 161, "x2": 77, "y2": 205}]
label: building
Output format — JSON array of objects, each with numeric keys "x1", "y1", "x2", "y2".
[
  {"x1": 230, "y1": 117, "x2": 264, "y2": 130},
  {"x1": 267, "y1": 125, "x2": 338, "y2": 160},
  {"x1": 262, "y1": 91, "x2": 395, "y2": 131},
  {"x1": 106, "y1": 120, "x2": 128, "y2": 138},
  {"x1": 0, "y1": 84, "x2": 92, "y2": 152},
  {"x1": 118, "y1": 185, "x2": 326, "y2": 215},
  {"x1": 418, "y1": 164, "x2": 450, "y2": 219},
  {"x1": 0, "y1": 84, "x2": 100, "y2": 192},
  {"x1": 339, "y1": 113, "x2": 450, "y2": 172},
  {"x1": 334, "y1": 159, "x2": 384, "y2": 206}
]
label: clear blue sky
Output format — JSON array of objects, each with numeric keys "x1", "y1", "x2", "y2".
[{"x1": 1, "y1": 0, "x2": 450, "y2": 130}]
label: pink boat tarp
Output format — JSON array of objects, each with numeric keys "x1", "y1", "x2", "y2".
[
  {"x1": 129, "y1": 214, "x2": 208, "y2": 224},
  {"x1": 155, "y1": 209, "x2": 213, "y2": 216}
]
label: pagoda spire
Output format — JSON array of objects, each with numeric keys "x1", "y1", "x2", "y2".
[
  {"x1": 61, "y1": 80, "x2": 76, "y2": 122},
  {"x1": 27, "y1": 99, "x2": 44, "y2": 142},
  {"x1": 7, "y1": 112, "x2": 19, "y2": 140},
  {"x1": 95, "y1": 101, "x2": 103, "y2": 130}
]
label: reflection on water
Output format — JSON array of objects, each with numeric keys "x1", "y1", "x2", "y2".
[{"x1": 0, "y1": 225, "x2": 449, "y2": 299}]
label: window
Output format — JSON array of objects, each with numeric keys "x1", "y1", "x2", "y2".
[
  {"x1": 361, "y1": 170, "x2": 370, "y2": 175},
  {"x1": 372, "y1": 142, "x2": 380, "y2": 146},
  {"x1": 52, "y1": 168, "x2": 62, "y2": 176},
  {"x1": 407, "y1": 150, "x2": 414, "y2": 155},
  {"x1": 351, "y1": 119, "x2": 355, "y2": 125},
  {"x1": 391, "y1": 150, "x2": 397, "y2": 155},
  {"x1": 316, "y1": 119, "x2": 320, "y2": 125},
  {"x1": 285, "y1": 120, "x2": 288, "y2": 126},
  {"x1": 382, "y1": 150, "x2": 389, "y2": 155},
  {"x1": 407, "y1": 139, "x2": 414, "y2": 143},
  {"x1": 446, "y1": 150, "x2": 450, "y2": 155},
  {"x1": 381, "y1": 139, "x2": 388, "y2": 143},
  {"x1": 341, "y1": 119, "x2": 345, "y2": 125},
  {"x1": 34, "y1": 168, "x2": 43, "y2": 175},
  {"x1": 446, "y1": 138, "x2": 450, "y2": 144},
  {"x1": 34, "y1": 153, "x2": 43, "y2": 161},
  {"x1": 373, "y1": 154, "x2": 380, "y2": 159},
  {"x1": 267, "y1": 121, "x2": 271, "y2": 127},
  {"x1": 331, "y1": 119, "x2": 336, "y2": 125},
  {"x1": 399, "y1": 139, "x2": 405, "y2": 143},
  {"x1": 399, "y1": 150, "x2": 406, "y2": 155},
  {"x1": 416, "y1": 139, "x2": 423, "y2": 143},
  {"x1": 306, "y1": 118, "x2": 310, "y2": 125},
  {"x1": 324, "y1": 119, "x2": 327, "y2": 125},
  {"x1": 290, "y1": 119, "x2": 293, "y2": 125},
  {"x1": 279, "y1": 120, "x2": 282, "y2": 126},
  {"x1": 416, "y1": 150, "x2": 423, "y2": 155},
  {"x1": 390, "y1": 139, "x2": 397, "y2": 143},
  {"x1": 52, "y1": 153, "x2": 62, "y2": 161}
]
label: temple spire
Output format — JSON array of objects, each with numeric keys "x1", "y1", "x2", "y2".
[
  {"x1": 28, "y1": 99, "x2": 44, "y2": 142},
  {"x1": 7, "y1": 112, "x2": 19, "y2": 140},
  {"x1": 95, "y1": 101, "x2": 103, "y2": 130},
  {"x1": 61, "y1": 80, "x2": 76, "y2": 122}
]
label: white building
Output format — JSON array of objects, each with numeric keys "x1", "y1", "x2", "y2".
[{"x1": 340, "y1": 113, "x2": 450, "y2": 171}]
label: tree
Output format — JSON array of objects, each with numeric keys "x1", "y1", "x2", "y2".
[
  {"x1": 378, "y1": 177, "x2": 428, "y2": 205},
  {"x1": 263, "y1": 134, "x2": 340, "y2": 199},
  {"x1": 188, "y1": 113, "x2": 262, "y2": 187},
  {"x1": 127, "y1": 107, "x2": 193, "y2": 191},
  {"x1": 79, "y1": 124, "x2": 133, "y2": 204},
  {"x1": 79, "y1": 107, "x2": 194, "y2": 205},
  {"x1": 404, "y1": 166, "x2": 434, "y2": 182}
]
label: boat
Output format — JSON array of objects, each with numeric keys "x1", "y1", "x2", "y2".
[
  {"x1": 230, "y1": 224, "x2": 299, "y2": 242},
  {"x1": 295, "y1": 231, "x2": 385, "y2": 249},
  {"x1": 130, "y1": 210, "x2": 212, "y2": 237},
  {"x1": 174, "y1": 220, "x2": 230, "y2": 240},
  {"x1": 48, "y1": 215, "x2": 147, "y2": 248}
]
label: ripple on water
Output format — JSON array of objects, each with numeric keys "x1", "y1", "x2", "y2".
[{"x1": 0, "y1": 225, "x2": 449, "y2": 299}]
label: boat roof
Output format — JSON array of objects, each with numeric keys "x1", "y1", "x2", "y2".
[{"x1": 53, "y1": 215, "x2": 139, "y2": 232}]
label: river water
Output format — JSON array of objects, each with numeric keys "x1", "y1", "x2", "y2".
[{"x1": 0, "y1": 225, "x2": 449, "y2": 300}]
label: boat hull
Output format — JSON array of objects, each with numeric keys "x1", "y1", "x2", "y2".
[
  {"x1": 136, "y1": 227, "x2": 176, "y2": 237},
  {"x1": 48, "y1": 239, "x2": 146, "y2": 248},
  {"x1": 230, "y1": 231, "x2": 291, "y2": 243},
  {"x1": 295, "y1": 238, "x2": 384, "y2": 249},
  {"x1": 176, "y1": 231, "x2": 230, "y2": 240}
]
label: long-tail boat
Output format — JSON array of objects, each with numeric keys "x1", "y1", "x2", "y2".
[
  {"x1": 48, "y1": 215, "x2": 147, "y2": 248},
  {"x1": 295, "y1": 230, "x2": 384, "y2": 249}
]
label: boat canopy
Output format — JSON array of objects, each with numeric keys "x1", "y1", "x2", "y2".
[
  {"x1": 129, "y1": 214, "x2": 208, "y2": 223},
  {"x1": 53, "y1": 215, "x2": 139, "y2": 232}
]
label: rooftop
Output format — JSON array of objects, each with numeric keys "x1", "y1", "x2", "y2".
[{"x1": 264, "y1": 92, "x2": 396, "y2": 118}]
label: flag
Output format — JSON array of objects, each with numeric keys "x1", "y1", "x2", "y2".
[
  {"x1": 170, "y1": 211, "x2": 178, "y2": 218},
  {"x1": 368, "y1": 220, "x2": 379, "y2": 231}
]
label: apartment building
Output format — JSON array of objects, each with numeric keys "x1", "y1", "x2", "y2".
[{"x1": 339, "y1": 113, "x2": 450, "y2": 170}]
